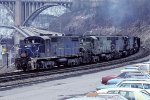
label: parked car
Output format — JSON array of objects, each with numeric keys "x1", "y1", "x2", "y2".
[
  {"x1": 107, "y1": 72, "x2": 150, "y2": 85},
  {"x1": 123, "y1": 65, "x2": 139, "y2": 70},
  {"x1": 66, "y1": 93, "x2": 128, "y2": 100},
  {"x1": 97, "y1": 88, "x2": 150, "y2": 100},
  {"x1": 97, "y1": 80, "x2": 150, "y2": 90},
  {"x1": 133, "y1": 63, "x2": 150, "y2": 74},
  {"x1": 121, "y1": 69, "x2": 139, "y2": 73},
  {"x1": 101, "y1": 71, "x2": 142, "y2": 85},
  {"x1": 121, "y1": 65, "x2": 139, "y2": 73}
]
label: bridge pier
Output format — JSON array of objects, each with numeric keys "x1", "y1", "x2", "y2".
[{"x1": 15, "y1": 0, "x2": 22, "y2": 26}]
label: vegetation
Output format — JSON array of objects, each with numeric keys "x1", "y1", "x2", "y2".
[{"x1": 48, "y1": 0, "x2": 150, "y2": 45}]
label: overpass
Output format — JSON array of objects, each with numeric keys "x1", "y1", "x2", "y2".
[{"x1": 0, "y1": 0, "x2": 73, "y2": 26}]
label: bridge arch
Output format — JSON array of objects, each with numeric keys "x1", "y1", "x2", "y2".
[{"x1": 23, "y1": 4, "x2": 70, "y2": 28}]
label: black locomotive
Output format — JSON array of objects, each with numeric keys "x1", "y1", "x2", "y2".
[{"x1": 15, "y1": 35, "x2": 140, "y2": 71}]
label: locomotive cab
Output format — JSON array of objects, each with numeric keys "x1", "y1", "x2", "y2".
[
  {"x1": 81, "y1": 36, "x2": 98, "y2": 55},
  {"x1": 23, "y1": 36, "x2": 46, "y2": 58},
  {"x1": 81, "y1": 36, "x2": 100, "y2": 63}
]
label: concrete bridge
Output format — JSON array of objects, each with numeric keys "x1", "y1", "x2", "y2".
[{"x1": 0, "y1": 0, "x2": 73, "y2": 26}]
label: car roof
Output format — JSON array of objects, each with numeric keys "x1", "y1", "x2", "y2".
[
  {"x1": 120, "y1": 80, "x2": 150, "y2": 84},
  {"x1": 124, "y1": 66, "x2": 139, "y2": 68},
  {"x1": 108, "y1": 78, "x2": 150, "y2": 84},
  {"x1": 118, "y1": 78, "x2": 150, "y2": 81},
  {"x1": 121, "y1": 69, "x2": 140, "y2": 72},
  {"x1": 98, "y1": 87, "x2": 143, "y2": 92},
  {"x1": 124, "y1": 64, "x2": 144, "y2": 67},
  {"x1": 134, "y1": 63, "x2": 150, "y2": 66},
  {"x1": 123, "y1": 78, "x2": 150, "y2": 81},
  {"x1": 127, "y1": 72, "x2": 148, "y2": 76},
  {"x1": 121, "y1": 71, "x2": 142, "y2": 75}
]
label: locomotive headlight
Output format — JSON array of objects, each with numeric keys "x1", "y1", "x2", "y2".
[{"x1": 20, "y1": 53, "x2": 27, "y2": 57}]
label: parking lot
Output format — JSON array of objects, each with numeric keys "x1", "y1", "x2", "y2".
[{"x1": 0, "y1": 67, "x2": 122, "y2": 100}]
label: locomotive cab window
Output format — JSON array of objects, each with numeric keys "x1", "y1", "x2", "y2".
[
  {"x1": 34, "y1": 39, "x2": 41, "y2": 43},
  {"x1": 107, "y1": 37, "x2": 111, "y2": 40},
  {"x1": 85, "y1": 38, "x2": 92, "y2": 42},
  {"x1": 97, "y1": 37, "x2": 99, "y2": 40},
  {"x1": 24, "y1": 36, "x2": 45, "y2": 44},
  {"x1": 24, "y1": 39, "x2": 30, "y2": 44}
]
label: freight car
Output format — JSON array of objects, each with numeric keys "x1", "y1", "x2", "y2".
[{"x1": 15, "y1": 35, "x2": 140, "y2": 71}]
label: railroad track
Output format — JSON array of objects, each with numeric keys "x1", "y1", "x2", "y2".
[{"x1": 0, "y1": 47, "x2": 149, "y2": 91}]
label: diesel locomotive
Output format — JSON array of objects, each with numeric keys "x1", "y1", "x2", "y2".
[{"x1": 15, "y1": 35, "x2": 140, "y2": 71}]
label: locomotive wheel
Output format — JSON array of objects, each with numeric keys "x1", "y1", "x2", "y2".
[
  {"x1": 78, "y1": 57, "x2": 83, "y2": 65},
  {"x1": 15, "y1": 63, "x2": 21, "y2": 70},
  {"x1": 22, "y1": 63, "x2": 31, "y2": 72},
  {"x1": 36, "y1": 63, "x2": 41, "y2": 70},
  {"x1": 22, "y1": 66, "x2": 27, "y2": 72}
]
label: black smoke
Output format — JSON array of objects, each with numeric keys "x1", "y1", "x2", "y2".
[
  {"x1": 48, "y1": 0, "x2": 150, "y2": 35},
  {"x1": 96, "y1": 0, "x2": 150, "y2": 26}
]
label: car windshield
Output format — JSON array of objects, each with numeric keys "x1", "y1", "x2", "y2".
[
  {"x1": 118, "y1": 72, "x2": 141, "y2": 78},
  {"x1": 143, "y1": 84, "x2": 150, "y2": 89},
  {"x1": 118, "y1": 72, "x2": 127, "y2": 77}
]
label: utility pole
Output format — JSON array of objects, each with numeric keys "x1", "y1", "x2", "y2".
[
  {"x1": 6, "y1": 52, "x2": 9, "y2": 68},
  {"x1": 5, "y1": 39, "x2": 9, "y2": 68}
]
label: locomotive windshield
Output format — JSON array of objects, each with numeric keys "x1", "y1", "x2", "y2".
[{"x1": 18, "y1": 36, "x2": 45, "y2": 58}]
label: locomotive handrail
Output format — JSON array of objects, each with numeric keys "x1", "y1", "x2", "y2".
[{"x1": 34, "y1": 44, "x2": 44, "y2": 57}]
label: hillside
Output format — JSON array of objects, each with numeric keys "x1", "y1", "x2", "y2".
[{"x1": 48, "y1": 0, "x2": 150, "y2": 47}]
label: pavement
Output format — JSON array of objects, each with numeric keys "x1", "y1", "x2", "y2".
[
  {"x1": 0, "y1": 65, "x2": 16, "y2": 74},
  {"x1": 0, "y1": 67, "x2": 122, "y2": 100}
]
